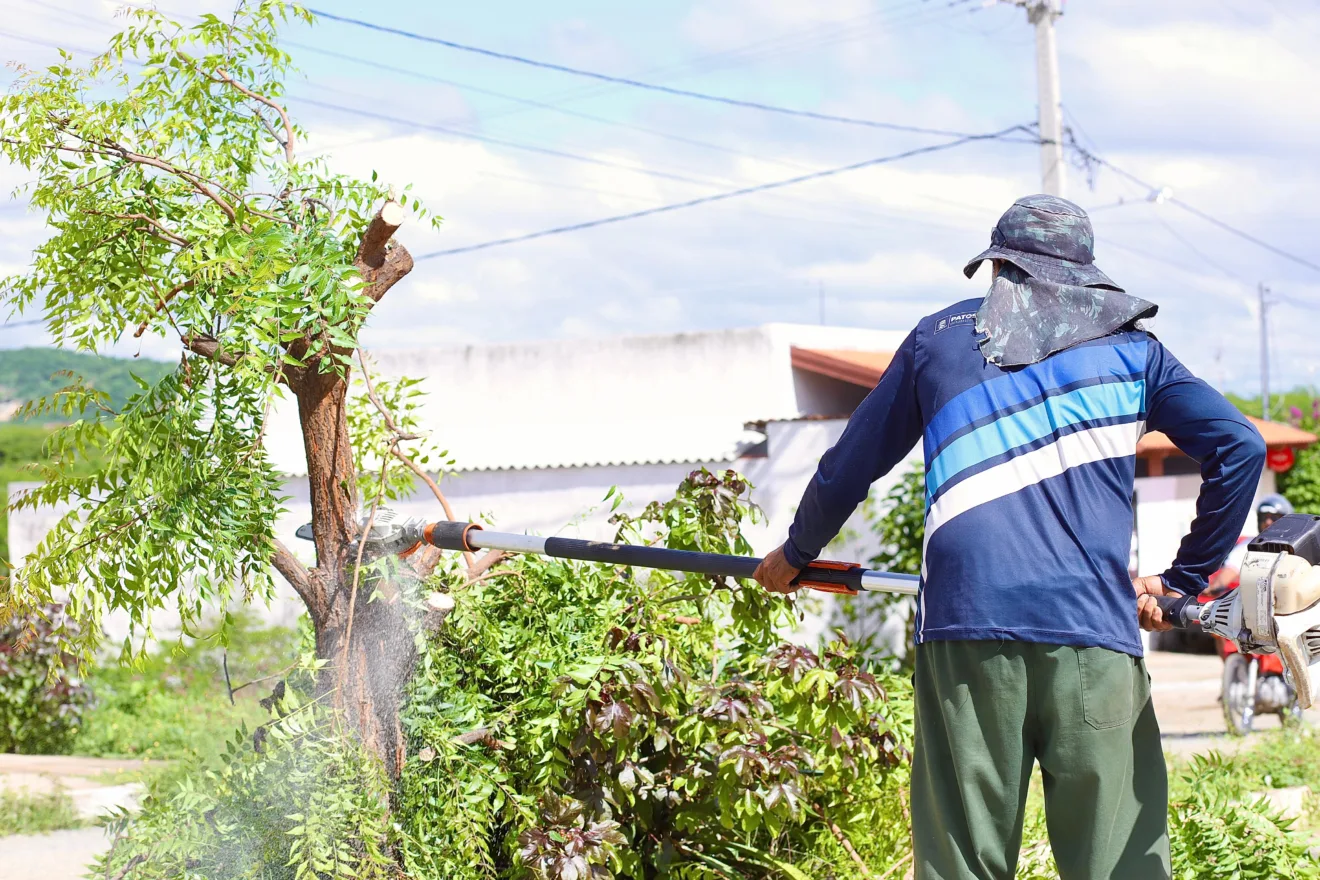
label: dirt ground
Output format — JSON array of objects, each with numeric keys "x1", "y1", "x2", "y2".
[{"x1": 0, "y1": 650, "x2": 1307, "y2": 880}]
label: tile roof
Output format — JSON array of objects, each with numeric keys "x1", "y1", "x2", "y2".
[
  {"x1": 1138, "y1": 416, "x2": 1317, "y2": 457},
  {"x1": 790, "y1": 347, "x2": 894, "y2": 387}
]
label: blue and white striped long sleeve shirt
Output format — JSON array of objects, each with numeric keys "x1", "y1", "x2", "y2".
[{"x1": 784, "y1": 298, "x2": 1266, "y2": 657}]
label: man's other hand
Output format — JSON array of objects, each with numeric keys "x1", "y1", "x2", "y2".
[
  {"x1": 1133, "y1": 575, "x2": 1178, "y2": 632},
  {"x1": 754, "y1": 545, "x2": 803, "y2": 594}
]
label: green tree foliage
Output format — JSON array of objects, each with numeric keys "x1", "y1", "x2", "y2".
[
  {"x1": 1168, "y1": 754, "x2": 1320, "y2": 880},
  {"x1": 0, "y1": 1, "x2": 441, "y2": 779},
  {"x1": 1, "y1": 0, "x2": 340, "y2": 653},
  {"x1": 1276, "y1": 399, "x2": 1320, "y2": 514},
  {"x1": 1226, "y1": 388, "x2": 1320, "y2": 514},
  {"x1": 0, "y1": 348, "x2": 172, "y2": 422},
  {"x1": 90, "y1": 471, "x2": 914, "y2": 879},
  {"x1": 1224, "y1": 388, "x2": 1316, "y2": 426},
  {"x1": 864, "y1": 464, "x2": 925, "y2": 576},
  {"x1": 0, "y1": 422, "x2": 106, "y2": 568},
  {"x1": 0, "y1": 604, "x2": 89, "y2": 753},
  {"x1": 95, "y1": 677, "x2": 397, "y2": 880}
]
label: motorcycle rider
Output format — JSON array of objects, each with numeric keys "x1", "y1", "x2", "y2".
[{"x1": 1206, "y1": 493, "x2": 1294, "y2": 598}]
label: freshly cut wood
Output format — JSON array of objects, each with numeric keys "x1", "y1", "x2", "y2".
[
  {"x1": 357, "y1": 200, "x2": 405, "y2": 269},
  {"x1": 423, "y1": 591, "x2": 456, "y2": 631}
]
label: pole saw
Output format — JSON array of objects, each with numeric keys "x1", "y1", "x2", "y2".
[
  {"x1": 297, "y1": 508, "x2": 919, "y2": 597},
  {"x1": 1156, "y1": 513, "x2": 1320, "y2": 710},
  {"x1": 299, "y1": 510, "x2": 1320, "y2": 710}
]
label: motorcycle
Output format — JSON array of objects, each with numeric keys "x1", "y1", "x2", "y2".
[{"x1": 1200, "y1": 588, "x2": 1302, "y2": 735}]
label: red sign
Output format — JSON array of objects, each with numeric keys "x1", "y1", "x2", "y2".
[{"x1": 1267, "y1": 447, "x2": 1296, "y2": 473}]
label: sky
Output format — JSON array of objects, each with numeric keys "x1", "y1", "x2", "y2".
[{"x1": 0, "y1": 0, "x2": 1317, "y2": 395}]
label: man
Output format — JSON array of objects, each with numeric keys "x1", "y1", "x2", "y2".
[
  {"x1": 1206, "y1": 493, "x2": 1293, "y2": 597},
  {"x1": 754, "y1": 195, "x2": 1266, "y2": 880}
]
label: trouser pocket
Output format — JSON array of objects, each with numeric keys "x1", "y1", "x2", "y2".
[{"x1": 1077, "y1": 647, "x2": 1137, "y2": 729}]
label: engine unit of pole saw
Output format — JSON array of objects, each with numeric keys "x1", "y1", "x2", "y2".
[{"x1": 1159, "y1": 513, "x2": 1320, "y2": 709}]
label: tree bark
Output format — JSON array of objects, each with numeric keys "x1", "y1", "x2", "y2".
[
  {"x1": 292, "y1": 367, "x2": 358, "y2": 587},
  {"x1": 281, "y1": 199, "x2": 420, "y2": 782},
  {"x1": 316, "y1": 589, "x2": 416, "y2": 779}
]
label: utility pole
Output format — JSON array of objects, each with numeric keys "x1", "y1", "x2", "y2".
[
  {"x1": 1259, "y1": 282, "x2": 1273, "y2": 420},
  {"x1": 1008, "y1": 0, "x2": 1066, "y2": 196}
]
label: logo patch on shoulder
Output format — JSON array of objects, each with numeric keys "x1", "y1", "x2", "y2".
[{"x1": 935, "y1": 312, "x2": 977, "y2": 334}]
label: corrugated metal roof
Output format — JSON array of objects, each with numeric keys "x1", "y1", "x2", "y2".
[{"x1": 1138, "y1": 416, "x2": 1317, "y2": 457}]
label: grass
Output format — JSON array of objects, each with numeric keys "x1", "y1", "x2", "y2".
[
  {"x1": 73, "y1": 612, "x2": 304, "y2": 795},
  {"x1": 1010, "y1": 728, "x2": 1320, "y2": 878},
  {"x1": 0, "y1": 787, "x2": 83, "y2": 836}
]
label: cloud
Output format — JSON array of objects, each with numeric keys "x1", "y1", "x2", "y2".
[
  {"x1": 681, "y1": 0, "x2": 874, "y2": 54},
  {"x1": 1065, "y1": 12, "x2": 1320, "y2": 144},
  {"x1": 794, "y1": 251, "x2": 961, "y2": 289}
]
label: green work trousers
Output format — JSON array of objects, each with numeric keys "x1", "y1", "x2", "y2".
[{"x1": 911, "y1": 640, "x2": 1170, "y2": 880}]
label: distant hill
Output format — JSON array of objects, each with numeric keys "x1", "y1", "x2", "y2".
[{"x1": 0, "y1": 348, "x2": 174, "y2": 422}]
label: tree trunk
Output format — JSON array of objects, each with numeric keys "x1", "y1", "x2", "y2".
[
  {"x1": 276, "y1": 201, "x2": 420, "y2": 783},
  {"x1": 292, "y1": 363, "x2": 417, "y2": 781},
  {"x1": 294, "y1": 368, "x2": 357, "y2": 574},
  {"x1": 317, "y1": 586, "x2": 416, "y2": 779}
]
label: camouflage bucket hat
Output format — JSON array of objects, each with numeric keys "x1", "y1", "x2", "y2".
[{"x1": 963, "y1": 194, "x2": 1122, "y2": 291}]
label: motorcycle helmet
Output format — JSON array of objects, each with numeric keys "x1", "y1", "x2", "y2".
[{"x1": 1258, "y1": 493, "x2": 1294, "y2": 532}]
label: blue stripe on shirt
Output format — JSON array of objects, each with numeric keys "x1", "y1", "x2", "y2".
[
  {"x1": 926, "y1": 379, "x2": 1145, "y2": 498},
  {"x1": 924, "y1": 338, "x2": 1148, "y2": 455},
  {"x1": 926, "y1": 412, "x2": 1145, "y2": 506}
]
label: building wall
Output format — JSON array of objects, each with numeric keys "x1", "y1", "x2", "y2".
[
  {"x1": 1132, "y1": 468, "x2": 1277, "y2": 578},
  {"x1": 261, "y1": 324, "x2": 905, "y2": 476}
]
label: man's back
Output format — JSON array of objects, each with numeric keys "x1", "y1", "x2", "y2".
[
  {"x1": 916, "y1": 298, "x2": 1150, "y2": 655},
  {"x1": 783, "y1": 298, "x2": 1263, "y2": 659}
]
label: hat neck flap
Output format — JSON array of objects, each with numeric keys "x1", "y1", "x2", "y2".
[{"x1": 975, "y1": 266, "x2": 1158, "y2": 368}]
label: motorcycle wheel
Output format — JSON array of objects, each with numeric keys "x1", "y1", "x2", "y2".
[{"x1": 1222, "y1": 654, "x2": 1254, "y2": 736}]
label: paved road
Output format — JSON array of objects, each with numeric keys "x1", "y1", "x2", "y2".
[
  {"x1": 0, "y1": 827, "x2": 111, "y2": 880},
  {"x1": 1146, "y1": 649, "x2": 1317, "y2": 757}
]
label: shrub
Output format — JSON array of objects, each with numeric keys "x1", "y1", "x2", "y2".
[
  {"x1": 836, "y1": 462, "x2": 924, "y2": 661},
  {"x1": 397, "y1": 469, "x2": 914, "y2": 878},
  {"x1": 1277, "y1": 399, "x2": 1320, "y2": 514},
  {"x1": 0, "y1": 603, "x2": 89, "y2": 753}
]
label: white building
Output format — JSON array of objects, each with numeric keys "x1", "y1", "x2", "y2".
[{"x1": 10, "y1": 323, "x2": 1316, "y2": 652}]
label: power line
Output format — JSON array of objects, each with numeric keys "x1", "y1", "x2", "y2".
[
  {"x1": 1275, "y1": 292, "x2": 1320, "y2": 311},
  {"x1": 415, "y1": 125, "x2": 1033, "y2": 259},
  {"x1": 1168, "y1": 197, "x2": 1320, "y2": 275},
  {"x1": 1071, "y1": 143, "x2": 1320, "y2": 275},
  {"x1": 306, "y1": 8, "x2": 997, "y2": 138},
  {"x1": 2, "y1": 13, "x2": 1035, "y2": 235},
  {"x1": 285, "y1": 41, "x2": 817, "y2": 173},
  {"x1": 291, "y1": 95, "x2": 728, "y2": 190},
  {"x1": 1149, "y1": 211, "x2": 1242, "y2": 282},
  {"x1": 335, "y1": 1, "x2": 934, "y2": 131}
]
